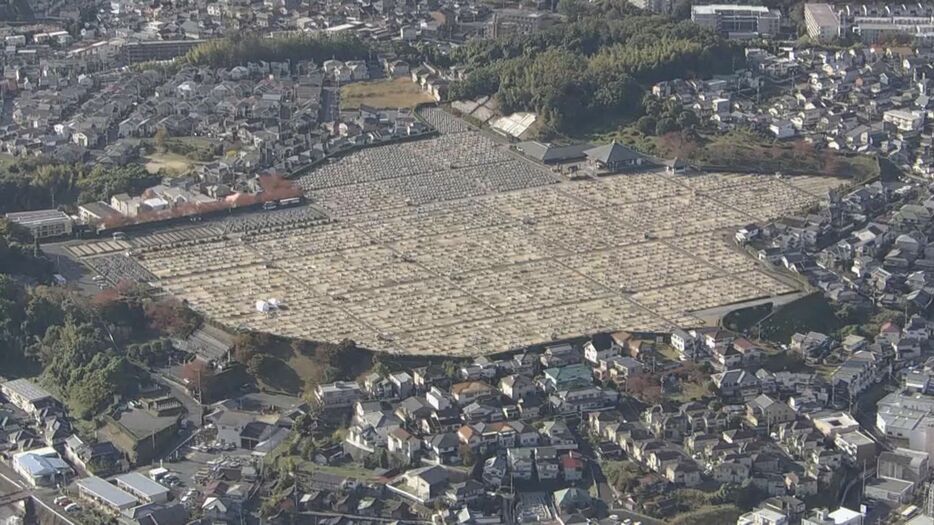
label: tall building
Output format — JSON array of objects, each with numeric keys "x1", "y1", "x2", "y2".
[
  {"x1": 804, "y1": 3, "x2": 842, "y2": 41},
  {"x1": 691, "y1": 5, "x2": 782, "y2": 39},
  {"x1": 486, "y1": 9, "x2": 560, "y2": 39},
  {"x1": 123, "y1": 39, "x2": 205, "y2": 64},
  {"x1": 804, "y1": 3, "x2": 934, "y2": 43}
]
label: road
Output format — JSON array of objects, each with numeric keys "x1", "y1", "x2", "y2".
[
  {"x1": 568, "y1": 419, "x2": 663, "y2": 525},
  {"x1": 0, "y1": 461, "x2": 78, "y2": 525},
  {"x1": 155, "y1": 371, "x2": 203, "y2": 428},
  {"x1": 608, "y1": 508, "x2": 665, "y2": 525}
]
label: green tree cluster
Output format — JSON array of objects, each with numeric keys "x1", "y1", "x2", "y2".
[
  {"x1": 447, "y1": 13, "x2": 741, "y2": 135},
  {"x1": 640, "y1": 95, "x2": 699, "y2": 136},
  {"x1": 38, "y1": 321, "x2": 132, "y2": 419},
  {"x1": 0, "y1": 226, "x2": 204, "y2": 420},
  {"x1": 0, "y1": 160, "x2": 159, "y2": 213},
  {"x1": 126, "y1": 338, "x2": 174, "y2": 367},
  {"x1": 0, "y1": 220, "x2": 53, "y2": 278},
  {"x1": 185, "y1": 33, "x2": 369, "y2": 68}
]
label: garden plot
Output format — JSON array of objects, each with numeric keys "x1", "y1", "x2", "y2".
[
  {"x1": 350, "y1": 200, "x2": 509, "y2": 243},
  {"x1": 668, "y1": 233, "x2": 763, "y2": 273},
  {"x1": 341, "y1": 277, "x2": 500, "y2": 334},
  {"x1": 732, "y1": 270, "x2": 798, "y2": 296},
  {"x1": 522, "y1": 209, "x2": 643, "y2": 253},
  {"x1": 114, "y1": 111, "x2": 847, "y2": 356},
  {"x1": 614, "y1": 196, "x2": 752, "y2": 238},
  {"x1": 300, "y1": 128, "x2": 558, "y2": 217},
  {"x1": 391, "y1": 224, "x2": 561, "y2": 277},
  {"x1": 705, "y1": 176, "x2": 826, "y2": 221},
  {"x1": 784, "y1": 174, "x2": 847, "y2": 197},
  {"x1": 481, "y1": 187, "x2": 586, "y2": 220},
  {"x1": 632, "y1": 275, "x2": 777, "y2": 321},
  {"x1": 455, "y1": 259, "x2": 612, "y2": 313},
  {"x1": 139, "y1": 240, "x2": 264, "y2": 279},
  {"x1": 244, "y1": 222, "x2": 374, "y2": 259},
  {"x1": 276, "y1": 246, "x2": 435, "y2": 297},
  {"x1": 84, "y1": 254, "x2": 157, "y2": 285},
  {"x1": 561, "y1": 242, "x2": 721, "y2": 293},
  {"x1": 417, "y1": 106, "x2": 473, "y2": 134},
  {"x1": 559, "y1": 173, "x2": 689, "y2": 208},
  {"x1": 309, "y1": 180, "x2": 412, "y2": 217},
  {"x1": 510, "y1": 297, "x2": 671, "y2": 342},
  {"x1": 674, "y1": 172, "x2": 771, "y2": 192}
]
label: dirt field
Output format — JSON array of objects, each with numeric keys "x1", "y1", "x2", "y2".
[
  {"x1": 144, "y1": 152, "x2": 195, "y2": 175},
  {"x1": 340, "y1": 78, "x2": 434, "y2": 109}
]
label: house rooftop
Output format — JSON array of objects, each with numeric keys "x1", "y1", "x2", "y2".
[
  {"x1": 114, "y1": 472, "x2": 169, "y2": 499},
  {"x1": 77, "y1": 476, "x2": 138, "y2": 509},
  {"x1": 583, "y1": 142, "x2": 643, "y2": 164},
  {"x1": 2, "y1": 378, "x2": 53, "y2": 403}
]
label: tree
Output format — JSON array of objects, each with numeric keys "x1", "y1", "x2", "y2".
[
  {"x1": 75, "y1": 164, "x2": 160, "y2": 204},
  {"x1": 604, "y1": 461, "x2": 642, "y2": 493},
  {"x1": 38, "y1": 321, "x2": 132, "y2": 419},
  {"x1": 22, "y1": 288, "x2": 66, "y2": 337},
  {"x1": 442, "y1": 360, "x2": 459, "y2": 379},
  {"x1": 370, "y1": 359, "x2": 390, "y2": 378},
  {"x1": 626, "y1": 374, "x2": 662, "y2": 404},
  {"x1": 364, "y1": 448, "x2": 389, "y2": 469},
  {"x1": 180, "y1": 359, "x2": 214, "y2": 392},
  {"x1": 676, "y1": 110, "x2": 699, "y2": 129},
  {"x1": 144, "y1": 297, "x2": 200, "y2": 337},
  {"x1": 636, "y1": 116, "x2": 657, "y2": 135},
  {"x1": 655, "y1": 118, "x2": 678, "y2": 136},
  {"x1": 248, "y1": 354, "x2": 269, "y2": 378},
  {"x1": 154, "y1": 127, "x2": 169, "y2": 153},
  {"x1": 672, "y1": 0, "x2": 691, "y2": 19},
  {"x1": 300, "y1": 437, "x2": 318, "y2": 460},
  {"x1": 447, "y1": 12, "x2": 741, "y2": 136},
  {"x1": 460, "y1": 444, "x2": 476, "y2": 467},
  {"x1": 185, "y1": 33, "x2": 369, "y2": 68}
]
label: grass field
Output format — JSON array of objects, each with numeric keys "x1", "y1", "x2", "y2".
[
  {"x1": 597, "y1": 127, "x2": 880, "y2": 182},
  {"x1": 721, "y1": 302, "x2": 773, "y2": 333},
  {"x1": 758, "y1": 292, "x2": 840, "y2": 343},
  {"x1": 297, "y1": 461, "x2": 377, "y2": 481},
  {"x1": 340, "y1": 78, "x2": 435, "y2": 109},
  {"x1": 673, "y1": 380, "x2": 712, "y2": 403},
  {"x1": 0, "y1": 153, "x2": 16, "y2": 170}
]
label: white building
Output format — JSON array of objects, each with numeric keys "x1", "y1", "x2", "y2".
[
  {"x1": 12, "y1": 447, "x2": 73, "y2": 487},
  {"x1": 315, "y1": 381, "x2": 363, "y2": 408},
  {"x1": 1, "y1": 378, "x2": 56, "y2": 416},
  {"x1": 114, "y1": 472, "x2": 169, "y2": 504},
  {"x1": 737, "y1": 506, "x2": 788, "y2": 525},
  {"x1": 4, "y1": 210, "x2": 73, "y2": 239},
  {"x1": 691, "y1": 5, "x2": 782, "y2": 39},
  {"x1": 801, "y1": 507, "x2": 863, "y2": 525},
  {"x1": 884, "y1": 109, "x2": 924, "y2": 133},
  {"x1": 876, "y1": 392, "x2": 934, "y2": 456},
  {"x1": 76, "y1": 476, "x2": 138, "y2": 511},
  {"x1": 804, "y1": 3, "x2": 841, "y2": 41}
]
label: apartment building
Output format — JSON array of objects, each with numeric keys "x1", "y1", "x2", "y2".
[{"x1": 691, "y1": 4, "x2": 782, "y2": 39}]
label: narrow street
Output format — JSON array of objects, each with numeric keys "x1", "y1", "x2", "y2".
[{"x1": 0, "y1": 462, "x2": 78, "y2": 525}]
